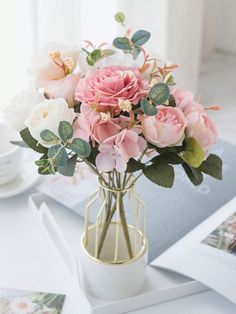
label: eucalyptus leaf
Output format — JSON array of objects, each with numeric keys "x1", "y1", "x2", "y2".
[
  {"x1": 86, "y1": 55, "x2": 95, "y2": 66},
  {"x1": 141, "y1": 98, "x2": 157, "y2": 116},
  {"x1": 40, "y1": 129, "x2": 58, "y2": 142},
  {"x1": 35, "y1": 159, "x2": 50, "y2": 168},
  {"x1": 48, "y1": 145, "x2": 68, "y2": 167},
  {"x1": 148, "y1": 83, "x2": 170, "y2": 105},
  {"x1": 114, "y1": 11, "x2": 125, "y2": 24},
  {"x1": 67, "y1": 138, "x2": 91, "y2": 157},
  {"x1": 58, "y1": 121, "x2": 73, "y2": 143},
  {"x1": 199, "y1": 154, "x2": 222, "y2": 180},
  {"x1": 131, "y1": 46, "x2": 141, "y2": 59},
  {"x1": 179, "y1": 137, "x2": 205, "y2": 168},
  {"x1": 113, "y1": 37, "x2": 131, "y2": 51},
  {"x1": 143, "y1": 162, "x2": 174, "y2": 188},
  {"x1": 90, "y1": 49, "x2": 102, "y2": 59},
  {"x1": 131, "y1": 30, "x2": 151, "y2": 46},
  {"x1": 38, "y1": 163, "x2": 56, "y2": 175},
  {"x1": 101, "y1": 49, "x2": 115, "y2": 58},
  {"x1": 58, "y1": 154, "x2": 77, "y2": 177}
]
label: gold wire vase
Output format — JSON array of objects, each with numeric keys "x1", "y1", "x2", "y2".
[{"x1": 80, "y1": 174, "x2": 148, "y2": 300}]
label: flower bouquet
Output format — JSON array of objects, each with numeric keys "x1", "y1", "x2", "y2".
[{"x1": 4, "y1": 12, "x2": 222, "y2": 300}]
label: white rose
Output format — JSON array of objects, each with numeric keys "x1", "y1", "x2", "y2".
[
  {"x1": 27, "y1": 42, "x2": 79, "y2": 88},
  {"x1": 25, "y1": 98, "x2": 75, "y2": 147},
  {"x1": 3, "y1": 87, "x2": 44, "y2": 131}
]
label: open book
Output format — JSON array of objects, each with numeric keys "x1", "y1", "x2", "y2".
[
  {"x1": 0, "y1": 288, "x2": 65, "y2": 314},
  {"x1": 152, "y1": 196, "x2": 236, "y2": 304}
]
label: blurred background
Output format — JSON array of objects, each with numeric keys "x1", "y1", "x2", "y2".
[{"x1": 0, "y1": 0, "x2": 235, "y2": 143}]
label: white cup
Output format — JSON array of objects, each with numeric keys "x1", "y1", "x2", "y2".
[{"x1": 0, "y1": 122, "x2": 22, "y2": 185}]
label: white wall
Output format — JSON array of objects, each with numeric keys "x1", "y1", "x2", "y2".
[
  {"x1": 167, "y1": 0, "x2": 204, "y2": 93},
  {"x1": 0, "y1": 0, "x2": 34, "y2": 112},
  {"x1": 201, "y1": 0, "x2": 220, "y2": 60},
  {"x1": 215, "y1": 0, "x2": 236, "y2": 53},
  {"x1": 121, "y1": 0, "x2": 169, "y2": 57}
]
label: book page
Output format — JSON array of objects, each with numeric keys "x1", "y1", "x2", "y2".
[{"x1": 152, "y1": 197, "x2": 236, "y2": 304}]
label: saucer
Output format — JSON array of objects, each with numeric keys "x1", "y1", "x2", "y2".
[{"x1": 0, "y1": 160, "x2": 39, "y2": 199}]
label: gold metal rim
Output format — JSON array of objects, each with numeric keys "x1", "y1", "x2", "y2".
[
  {"x1": 81, "y1": 222, "x2": 147, "y2": 266},
  {"x1": 97, "y1": 177, "x2": 135, "y2": 193}
]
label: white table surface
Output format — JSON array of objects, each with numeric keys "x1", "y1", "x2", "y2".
[{"x1": 0, "y1": 185, "x2": 236, "y2": 314}]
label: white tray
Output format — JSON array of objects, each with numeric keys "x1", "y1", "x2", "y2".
[{"x1": 29, "y1": 193, "x2": 208, "y2": 314}]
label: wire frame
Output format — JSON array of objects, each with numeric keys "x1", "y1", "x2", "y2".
[{"x1": 82, "y1": 177, "x2": 146, "y2": 264}]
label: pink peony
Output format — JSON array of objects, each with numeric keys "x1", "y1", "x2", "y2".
[
  {"x1": 75, "y1": 65, "x2": 148, "y2": 109},
  {"x1": 142, "y1": 106, "x2": 187, "y2": 148},
  {"x1": 183, "y1": 100, "x2": 205, "y2": 126},
  {"x1": 96, "y1": 129, "x2": 146, "y2": 173},
  {"x1": 171, "y1": 86, "x2": 194, "y2": 110},
  {"x1": 186, "y1": 114, "x2": 217, "y2": 153},
  {"x1": 45, "y1": 74, "x2": 80, "y2": 107}
]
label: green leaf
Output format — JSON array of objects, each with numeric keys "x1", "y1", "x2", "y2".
[
  {"x1": 168, "y1": 95, "x2": 176, "y2": 107},
  {"x1": 179, "y1": 137, "x2": 205, "y2": 168},
  {"x1": 199, "y1": 154, "x2": 222, "y2": 180},
  {"x1": 151, "y1": 152, "x2": 183, "y2": 165},
  {"x1": 131, "y1": 30, "x2": 151, "y2": 46},
  {"x1": 126, "y1": 158, "x2": 145, "y2": 173},
  {"x1": 101, "y1": 49, "x2": 115, "y2": 58},
  {"x1": 58, "y1": 121, "x2": 73, "y2": 143},
  {"x1": 113, "y1": 37, "x2": 131, "y2": 51},
  {"x1": 86, "y1": 54, "x2": 95, "y2": 66},
  {"x1": 48, "y1": 145, "x2": 68, "y2": 167},
  {"x1": 182, "y1": 163, "x2": 203, "y2": 186},
  {"x1": 67, "y1": 138, "x2": 91, "y2": 157},
  {"x1": 38, "y1": 164, "x2": 56, "y2": 175},
  {"x1": 90, "y1": 49, "x2": 102, "y2": 59},
  {"x1": 10, "y1": 141, "x2": 29, "y2": 148},
  {"x1": 114, "y1": 11, "x2": 125, "y2": 24},
  {"x1": 86, "y1": 147, "x2": 99, "y2": 166},
  {"x1": 86, "y1": 49, "x2": 115, "y2": 66},
  {"x1": 58, "y1": 154, "x2": 77, "y2": 177},
  {"x1": 74, "y1": 101, "x2": 81, "y2": 113},
  {"x1": 148, "y1": 83, "x2": 170, "y2": 105},
  {"x1": 40, "y1": 129, "x2": 59, "y2": 142},
  {"x1": 143, "y1": 162, "x2": 174, "y2": 188},
  {"x1": 141, "y1": 98, "x2": 157, "y2": 116},
  {"x1": 20, "y1": 128, "x2": 48, "y2": 154},
  {"x1": 35, "y1": 159, "x2": 50, "y2": 168},
  {"x1": 131, "y1": 46, "x2": 141, "y2": 59}
]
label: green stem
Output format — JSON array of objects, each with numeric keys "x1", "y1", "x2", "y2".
[{"x1": 119, "y1": 194, "x2": 133, "y2": 258}]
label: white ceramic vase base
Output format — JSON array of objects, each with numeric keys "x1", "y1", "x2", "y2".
[{"x1": 80, "y1": 223, "x2": 147, "y2": 301}]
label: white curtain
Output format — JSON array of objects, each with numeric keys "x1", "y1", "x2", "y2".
[
  {"x1": 0, "y1": 0, "x2": 35, "y2": 115},
  {"x1": 0, "y1": 0, "x2": 205, "y2": 114}
]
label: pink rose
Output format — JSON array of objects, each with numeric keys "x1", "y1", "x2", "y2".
[
  {"x1": 142, "y1": 106, "x2": 187, "y2": 148},
  {"x1": 186, "y1": 114, "x2": 217, "y2": 153},
  {"x1": 75, "y1": 66, "x2": 148, "y2": 109},
  {"x1": 45, "y1": 74, "x2": 80, "y2": 107},
  {"x1": 96, "y1": 129, "x2": 146, "y2": 173}
]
